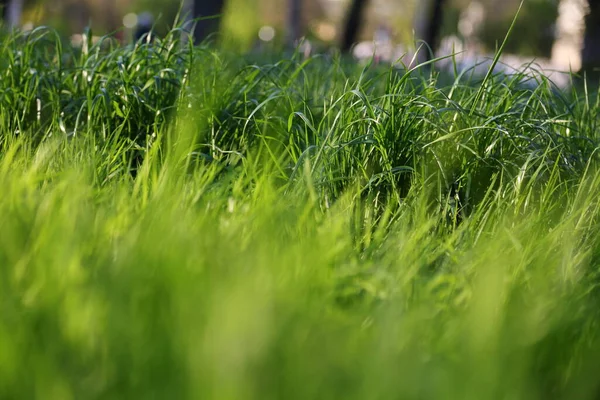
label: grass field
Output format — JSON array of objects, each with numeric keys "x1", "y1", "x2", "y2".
[{"x1": 2, "y1": 26, "x2": 600, "y2": 399}]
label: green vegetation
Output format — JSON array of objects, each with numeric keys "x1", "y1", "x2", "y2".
[{"x1": 2, "y1": 26, "x2": 600, "y2": 399}]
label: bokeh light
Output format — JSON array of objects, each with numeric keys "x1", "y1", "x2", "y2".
[
  {"x1": 123, "y1": 13, "x2": 138, "y2": 29},
  {"x1": 258, "y1": 25, "x2": 276, "y2": 42}
]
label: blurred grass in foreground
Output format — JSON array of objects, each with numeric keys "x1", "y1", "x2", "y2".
[{"x1": 1, "y1": 25, "x2": 600, "y2": 399}]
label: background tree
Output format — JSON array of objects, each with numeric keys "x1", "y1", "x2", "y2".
[
  {"x1": 287, "y1": 0, "x2": 302, "y2": 46},
  {"x1": 582, "y1": 0, "x2": 600, "y2": 73},
  {"x1": 413, "y1": 0, "x2": 448, "y2": 62},
  {"x1": 1, "y1": 0, "x2": 22, "y2": 28},
  {"x1": 422, "y1": 0, "x2": 446, "y2": 60},
  {"x1": 0, "y1": 0, "x2": 6, "y2": 22},
  {"x1": 341, "y1": 0, "x2": 368, "y2": 53},
  {"x1": 341, "y1": 0, "x2": 447, "y2": 60},
  {"x1": 193, "y1": 0, "x2": 225, "y2": 43}
]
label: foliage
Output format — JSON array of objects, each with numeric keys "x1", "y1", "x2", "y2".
[
  {"x1": 1, "y1": 25, "x2": 600, "y2": 399},
  {"x1": 444, "y1": 0, "x2": 559, "y2": 58},
  {"x1": 479, "y1": 0, "x2": 559, "y2": 58}
]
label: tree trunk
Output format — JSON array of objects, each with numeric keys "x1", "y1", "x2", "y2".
[
  {"x1": 0, "y1": 0, "x2": 7, "y2": 22},
  {"x1": 552, "y1": 0, "x2": 585, "y2": 70},
  {"x1": 581, "y1": 0, "x2": 600, "y2": 73},
  {"x1": 104, "y1": 0, "x2": 118, "y2": 35},
  {"x1": 287, "y1": 0, "x2": 302, "y2": 46},
  {"x1": 414, "y1": 0, "x2": 447, "y2": 63},
  {"x1": 4, "y1": 0, "x2": 22, "y2": 28},
  {"x1": 193, "y1": 0, "x2": 225, "y2": 44},
  {"x1": 341, "y1": 0, "x2": 369, "y2": 53},
  {"x1": 423, "y1": 0, "x2": 446, "y2": 60}
]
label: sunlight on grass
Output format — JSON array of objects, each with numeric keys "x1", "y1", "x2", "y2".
[{"x1": 0, "y1": 24, "x2": 600, "y2": 399}]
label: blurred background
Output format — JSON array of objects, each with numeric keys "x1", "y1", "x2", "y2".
[{"x1": 0, "y1": 0, "x2": 597, "y2": 73}]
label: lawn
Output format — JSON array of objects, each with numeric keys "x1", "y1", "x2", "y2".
[{"x1": 1, "y1": 26, "x2": 600, "y2": 399}]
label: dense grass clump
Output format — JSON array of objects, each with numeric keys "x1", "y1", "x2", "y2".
[{"x1": 2, "y1": 26, "x2": 600, "y2": 399}]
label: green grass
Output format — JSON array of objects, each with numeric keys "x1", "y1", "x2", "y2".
[{"x1": 2, "y1": 26, "x2": 600, "y2": 399}]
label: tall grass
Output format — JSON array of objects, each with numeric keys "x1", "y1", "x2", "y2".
[{"x1": 1, "y1": 25, "x2": 600, "y2": 399}]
